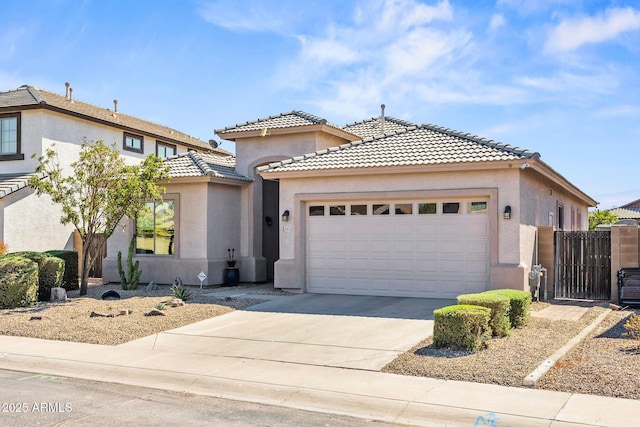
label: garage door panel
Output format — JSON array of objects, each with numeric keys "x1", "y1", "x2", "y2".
[{"x1": 306, "y1": 199, "x2": 490, "y2": 298}]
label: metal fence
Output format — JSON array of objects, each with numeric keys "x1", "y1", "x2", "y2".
[{"x1": 554, "y1": 231, "x2": 611, "y2": 300}]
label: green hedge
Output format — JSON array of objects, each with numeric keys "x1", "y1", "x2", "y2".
[
  {"x1": 46, "y1": 250, "x2": 79, "y2": 291},
  {"x1": 0, "y1": 256, "x2": 38, "y2": 308},
  {"x1": 457, "y1": 293, "x2": 511, "y2": 337},
  {"x1": 483, "y1": 289, "x2": 531, "y2": 328},
  {"x1": 4, "y1": 251, "x2": 64, "y2": 301},
  {"x1": 433, "y1": 304, "x2": 492, "y2": 352}
]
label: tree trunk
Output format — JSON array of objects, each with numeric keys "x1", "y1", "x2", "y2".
[{"x1": 80, "y1": 238, "x2": 92, "y2": 296}]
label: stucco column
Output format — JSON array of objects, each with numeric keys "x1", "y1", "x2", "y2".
[{"x1": 238, "y1": 178, "x2": 266, "y2": 283}]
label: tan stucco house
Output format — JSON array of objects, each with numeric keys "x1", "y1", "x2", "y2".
[{"x1": 1, "y1": 84, "x2": 597, "y2": 297}]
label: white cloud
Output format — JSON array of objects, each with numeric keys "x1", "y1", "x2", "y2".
[
  {"x1": 198, "y1": 0, "x2": 293, "y2": 33},
  {"x1": 595, "y1": 104, "x2": 640, "y2": 118},
  {"x1": 489, "y1": 14, "x2": 506, "y2": 32},
  {"x1": 545, "y1": 7, "x2": 640, "y2": 53}
]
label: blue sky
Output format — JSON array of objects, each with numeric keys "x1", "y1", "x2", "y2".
[{"x1": 1, "y1": 0, "x2": 639, "y2": 209}]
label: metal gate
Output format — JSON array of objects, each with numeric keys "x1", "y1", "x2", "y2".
[
  {"x1": 88, "y1": 234, "x2": 107, "y2": 278},
  {"x1": 554, "y1": 231, "x2": 611, "y2": 300}
]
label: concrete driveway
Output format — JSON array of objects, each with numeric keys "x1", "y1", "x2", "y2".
[{"x1": 122, "y1": 293, "x2": 453, "y2": 371}]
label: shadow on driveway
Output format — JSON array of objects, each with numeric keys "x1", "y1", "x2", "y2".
[{"x1": 244, "y1": 293, "x2": 455, "y2": 320}]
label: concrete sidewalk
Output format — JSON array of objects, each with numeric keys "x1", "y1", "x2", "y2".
[{"x1": 0, "y1": 293, "x2": 638, "y2": 426}]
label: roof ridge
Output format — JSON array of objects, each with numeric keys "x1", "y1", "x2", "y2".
[
  {"x1": 420, "y1": 123, "x2": 540, "y2": 159},
  {"x1": 187, "y1": 151, "x2": 213, "y2": 175},
  {"x1": 343, "y1": 116, "x2": 416, "y2": 128},
  {"x1": 257, "y1": 128, "x2": 416, "y2": 172}
]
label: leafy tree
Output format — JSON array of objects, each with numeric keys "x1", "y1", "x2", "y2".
[
  {"x1": 29, "y1": 139, "x2": 169, "y2": 295},
  {"x1": 588, "y1": 209, "x2": 618, "y2": 230}
]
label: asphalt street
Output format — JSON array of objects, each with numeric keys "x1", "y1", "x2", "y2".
[{"x1": 0, "y1": 369, "x2": 411, "y2": 426}]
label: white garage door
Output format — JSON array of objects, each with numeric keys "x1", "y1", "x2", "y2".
[{"x1": 306, "y1": 199, "x2": 490, "y2": 298}]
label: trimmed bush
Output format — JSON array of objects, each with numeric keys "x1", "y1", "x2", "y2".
[
  {"x1": 46, "y1": 250, "x2": 79, "y2": 291},
  {"x1": 4, "y1": 251, "x2": 64, "y2": 301},
  {"x1": 0, "y1": 256, "x2": 38, "y2": 308},
  {"x1": 433, "y1": 304, "x2": 492, "y2": 352},
  {"x1": 483, "y1": 289, "x2": 531, "y2": 328},
  {"x1": 457, "y1": 293, "x2": 511, "y2": 337}
]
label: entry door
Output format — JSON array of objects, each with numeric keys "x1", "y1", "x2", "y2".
[{"x1": 262, "y1": 179, "x2": 279, "y2": 281}]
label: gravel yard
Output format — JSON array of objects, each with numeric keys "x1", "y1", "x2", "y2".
[
  {"x1": 383, "y1": 303, "x2": 640, "y2": 399},
  {"x1": 0, "y1": 283, "x2": 288, "y2": 345},
  {"x1": 536, "y1": 308, "x2": 640, "y2": 400}
]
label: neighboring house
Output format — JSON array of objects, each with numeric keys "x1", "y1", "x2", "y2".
[
  {"x1": 0, "y1": 84, "x2": 228, "y2": 257},
  {"x1": 107, "y1": 110, "x2": 596, "y2": 298},
  {"x1": 608, "y1": 200, "x2": 640, "y2": 225}
]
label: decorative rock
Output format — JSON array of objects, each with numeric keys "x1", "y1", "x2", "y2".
[
  {"x1": 118, "y1": 309, "x2": 130, "y2": 316},
  {"x1": 50, "y1": 287, "x2": 68, "y2": 302},
  {"x1": 170, "y1": 298, "x2": 185, "y2": 307},
  {"x1": 146, "y1": 281, "x2": 158, "y2": 292},
  {"x1": 144, "y1": 309, "x2": 165, "y2": 316},
  {"x1": 90, "y1": 311, "x2": 115, "y2": 318},
  {"x1": 29, "y1": 316, "x2": 51, "y2": 321}
]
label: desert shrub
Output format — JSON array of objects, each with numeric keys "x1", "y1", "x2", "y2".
[
  {"x1": 4, "y1": 251, "x2": 64, "y2": 301},
  {"x1": 457, "y1": 292, "x2": 511, "y2": 337},
  {"x1": 46, "y1": 250, "x2": 79, "y2": 291},
  {"x1": 483, "y1": 289, "x2": 531, "y2": 328},
  {"x1": 433, "y1": 304, "x2": 492, "y2": 352},
  {"x1": 171, "y1": 283, "x2": 191, "y2": 302},
  {"x1": 623, "y1": 313, "x2": 640, "y2": 340},
  {"x1": 0, "y1": 256, "x2": 38, "y2": 308},
  {"x1": 0, "y1": 241, "x2": 7, "y2": 256}
]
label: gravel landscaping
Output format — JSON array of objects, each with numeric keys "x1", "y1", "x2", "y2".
[
  {"x1": 536, "y1": 308, "x2": 640, "y2": 400},
  {"x1": 383, "y1": 302, "x2": 640, "y2": 399},
  {"x1": 0, "y1": 283, "x2": 290, "y2": 345}
]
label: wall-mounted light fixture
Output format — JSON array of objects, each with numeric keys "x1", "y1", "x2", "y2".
[
  {"x1": 504, "y1": 205, "x2": 512, "y2": 220},
  {"x1": 282, "y1": 210, "x2": 290, "y2": 222}
]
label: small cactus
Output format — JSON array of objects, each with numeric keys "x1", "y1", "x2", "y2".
[{"x1": 118, "y1": 234, "x2": 142, "y2": 290}]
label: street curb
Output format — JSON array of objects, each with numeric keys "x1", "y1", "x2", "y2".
[{"x1": 523, "y1": 308, "x2": 611, "y2": 387}]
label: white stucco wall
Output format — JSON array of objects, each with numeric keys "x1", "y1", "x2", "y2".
[{"x1": 1, "y1": 188, "x2": 75, "y2": 252}]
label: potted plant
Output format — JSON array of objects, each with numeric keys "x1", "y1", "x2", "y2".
[
  {"x1": 226, "y1": 248, "x2": 237, "y2": 268},
  {"x1": 224, "y1": 248, "x2": 239, "y2": 286}
]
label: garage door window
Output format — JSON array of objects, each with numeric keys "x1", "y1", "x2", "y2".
[
  {"x1": 330, "y1": 205, "x2": 346, "y2": 216},
  {"x1": 350, "y1": 205, "x2": 367, "y2": 215},
  {"x1": 442, "y1": 202, "x2": 460, "y2": 214},
  {"x1": 418, "y1": 203, "x2": 437, "y2": 214},
  {"x1": 468, "y1": 201, "x2": 488, "y2": 214},
  {"x1": 394, "y1": 203, "x2": 413, "y2": 215},
  {"x1": 373, "y1": 204, "x2": 390, "y2": 215},
  {"x1": 309, "y1": 205, "x2": 325, "y2": 216}
]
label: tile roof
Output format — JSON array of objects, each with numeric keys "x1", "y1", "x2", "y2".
[
  {"x1": 259, "y1": 123, "x2": 540, "y2": 174},
  {"x1": 0, "y1": 86, "x2": 225, "y2": 153},
  {"x1": 0, "y1": 172, "x2": 46, "y2": 199},
  {"x1": 215, "y1": 110, "x2": 345, "y2": 135},
  {"x1": 342, "y1": 116, "x2": 416, "y2": 138},
  {"x1": 609, "y1": 206, "x2": 640, "y2": 219},
  {"x1": 163, "y1": 151, "x2": 252, "y2": 182}
]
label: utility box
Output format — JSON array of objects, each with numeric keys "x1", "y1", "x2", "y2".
[{"x1": 529, "y1": 265, "x2": 542, "y2": 301}]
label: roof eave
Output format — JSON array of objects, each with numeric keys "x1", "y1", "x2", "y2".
[
  {"x1": 217, "y1": 124, "x2": 360, "y2": 142},
  {"x1": 529, "y1": 160, "x2": 598, "y2": 207},
  {"x1": 258, "y1": 160, "x2": 524, "y2": 180}
]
